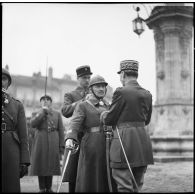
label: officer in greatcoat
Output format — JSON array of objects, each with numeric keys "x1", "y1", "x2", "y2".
[
  {"x1": 101, "y1": 60, "x2": 154, "y2": 192},
  {"x1": 65, "y1": 75, "x2": 110, "y2": 193},
  {"x1": 2, "y1": 68, "x2": 30, "y2": 193},
  {"x1": 61, "y1": 65, "x2": 92, "y2": 192},
  {"x1": 30, "y1": 95, "x2": 65, "y2": 193}
]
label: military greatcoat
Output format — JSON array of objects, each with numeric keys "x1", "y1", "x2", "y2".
[
  {"x1": 66, "y1": 97, "x2": 110, "y2": 193},
  {"x1": 29, "y1": 108, "x2": 65, "y2": 176},
  {"x1": 61, "y1": 86, "x2": 88, "y2": 183},
  {"x1": 103, "y1": 80, "x2": 154, "y2": 168},
  {"x1": 2, "y1": 95, "x2": 30, "y2": 193}
]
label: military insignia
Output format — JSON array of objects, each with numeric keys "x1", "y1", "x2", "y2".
[{"x1": 99, "y1": 101, "x2": 104, "y2": 106}]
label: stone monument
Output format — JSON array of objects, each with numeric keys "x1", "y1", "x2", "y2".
[{"x1": 145, "y1": 6, "x2": 193, "y2": 161}]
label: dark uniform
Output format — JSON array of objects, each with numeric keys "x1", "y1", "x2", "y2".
[
  {"x1": 102, "y1": 60, "x2": 154, "y2": 192},
  {"x1": 30, "y1": 95, "x2": 65, "y2": 192},
  {"x1": 65, "y1": 75, "x2": 110, "y2": 192},
  {"x1": 2, "y1": 69, "x2": 30, "y2": 193},
  {"x1": 61, "y1": 65, "x2": 92, "y2": 192}
]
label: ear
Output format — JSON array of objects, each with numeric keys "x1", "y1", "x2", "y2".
[{"x1": 121, "y1": 71, "x2": 125, "y2": 79}]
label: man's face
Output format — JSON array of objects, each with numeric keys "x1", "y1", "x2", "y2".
[
  {"x1": 2, "y1": 74, "x2": 9, "y2": 89},
  {"x1": 78, "y1": 74, "x2": 91, "y2": 88},
  {"x1": 41, "y1": 98, "x2": 52, "y2": 108},
  {"x1": 92, "y1": 83, "x2": 106, "y2": 98}
]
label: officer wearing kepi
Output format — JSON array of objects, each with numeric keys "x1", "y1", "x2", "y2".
[
  {"x1": 101, "y1": 60, "x2": 154, "y2": 192},
  {"x1": 30, "y1": 95, "x2": 65, "y2": 193},
  {"x1": 2, "y1": 68, "x2": 30, "y2": 193},
  {"x1": 61, "y1": 65, "x2": 92, "y2": 192}
]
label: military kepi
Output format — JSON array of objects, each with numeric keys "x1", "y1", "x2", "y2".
[
  {"x1": 40, "y1": 95, "x2": 52, "y2": 102},
  {"x1": 117, "y1": 60, "x2": 139, "y2": 74},
  {"x1": 76, "y1": 65, "x2": 93, "y2": 77}
]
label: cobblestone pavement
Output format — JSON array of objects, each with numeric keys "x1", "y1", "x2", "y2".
[{"x1": 20, "y1": 161, "x2": 193, "y2": 193}]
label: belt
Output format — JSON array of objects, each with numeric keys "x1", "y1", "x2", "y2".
[
  {"x1": 1, "y1": 123, "x2": 15, "y2": 134},
  {"x1": 87, "y1": 126, "x2": 100, "y2": 133},
  {"x1": 1, "y1": 122, "x2": 14, "y2": 131},
  {"x1": 118, "y1": 121, "x2": 145, "y2": 128}
]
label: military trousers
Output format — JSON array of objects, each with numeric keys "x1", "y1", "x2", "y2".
[{"x1": 112, "y1": 166, "x2": 147, "y2": 193}]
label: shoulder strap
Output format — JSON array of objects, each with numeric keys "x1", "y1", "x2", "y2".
[{"x1": 2, "y1": 107, "x2": 14, "y2": 124}]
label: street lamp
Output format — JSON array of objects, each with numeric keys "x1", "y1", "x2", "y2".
[{"x1": 132, "y1": 7, "x2": 145, "y2": 36}]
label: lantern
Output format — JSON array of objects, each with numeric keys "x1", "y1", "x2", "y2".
[{"x1": 132, "y1": 7, "x2": 145, "y2": 36}]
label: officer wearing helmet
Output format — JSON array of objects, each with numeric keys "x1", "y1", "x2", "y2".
[
  {"x1": 2, "y1": 68, "x2": 30, "y2": 193},
  {"x1": 65, "y1": 75, "x2": 111, "y2": 192}
]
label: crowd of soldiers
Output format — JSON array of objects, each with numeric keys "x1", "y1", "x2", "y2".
[{"x1": 2, "y1": 59, "x2": 154, "y2": 193}]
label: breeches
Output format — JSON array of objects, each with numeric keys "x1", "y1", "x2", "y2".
[{"x1": 112, "y1": 166, "x2": 147, "y2": 193}]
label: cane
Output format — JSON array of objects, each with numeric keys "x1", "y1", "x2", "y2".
[
  {"x1": 56, "y1": 149, "x2": 71, "y2": 193},
  {"x1": 116, "y1": 126, "x2": 139, "y2": 192}
]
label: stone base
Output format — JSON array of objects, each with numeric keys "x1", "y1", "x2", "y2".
[
  {"x1": 151, "y1": 136, "x2": 193, "y2": 162},
  {"x1": 154, "y1": 155, "x2": 193, "y2": 163}
]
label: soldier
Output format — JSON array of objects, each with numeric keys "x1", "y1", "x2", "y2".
[
  {"x1": 65, "y1": 75, "x2": 110, "y2": 192},
  {"x1": 30, "y1": 95, "x2": 65, "y2": 193},
  {"x1": 101, "y1": 60, "x2": 154, "y2": 192},
  {"x1": 61, "y1": 65, "x2": 92, "y2": 192},
  {"x1": 2, "y1": 68, "x2": 30, "y2": 193}
]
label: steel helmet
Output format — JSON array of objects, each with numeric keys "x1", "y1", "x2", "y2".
[
  {"x1": 89, "y1": 75, "x2": 108, "y2": 88},
  {"x1": 2, "y1": 68, "x2": 12, "y2": 87}
]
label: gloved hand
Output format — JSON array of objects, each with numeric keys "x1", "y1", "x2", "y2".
[
  {"x1": 65, "y1": 139, "x2": 79, "y2": 154},
  {"x1": 42, "y1": 106, "x2": 49, "y2": 115},
  {"x1": 20, "y1": 164, "x2": 28, "y2": 178}
]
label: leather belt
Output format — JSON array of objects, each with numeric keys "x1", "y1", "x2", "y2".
[
  {"x1": 88, "y1": 126, "x2": 100, "y2": 133},
  {"x1": 1, "y1": 122, "x2": 15, "y2": 134},
  {"x1": 118, "y1": 121, "x2": 145, "y2": 128}
]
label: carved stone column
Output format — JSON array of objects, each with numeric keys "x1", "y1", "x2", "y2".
[{"x1": 145, "y1": 6, "x2": 193, "y2": 161}]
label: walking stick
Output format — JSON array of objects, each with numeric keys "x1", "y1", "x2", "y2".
[
  {"x1": 116, "y1": 126, "x2": 139, "y2": 192},
  {"x1": 56, "y1": 150, "x2": 71, "y2": 193}
]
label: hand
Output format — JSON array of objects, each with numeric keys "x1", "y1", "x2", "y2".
[
  {"x1": 65, "y1": 139, "x2": 79, "y2": 154},
  {"x1": 42, "y1": 106, "x2": 49, "y2": 115},
  {"x1": 65, "y1": 139, "x2": 74, "y2": 149},
  {"x1": 20, "y1": 164, "x2": 28, "y2": 178}
]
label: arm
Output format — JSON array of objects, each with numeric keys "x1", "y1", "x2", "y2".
[
  {"x1": 65, "y1": 102, "x2": 86, "y2": 143},
  {"x1": 30, "y1": 109, "x2": 46, "y2": 128},
  {"x1": 145, "y1": 95, "x2": 153, "y2": 126},
  {"x1": 17, "y1": 102, "x2": 30, "y2": 165},
  {"x1": 61, "y1": 93, "x2": 81, "y2": 118},
  {"x1": 102, "y1": 88, "x2": 126, "y2": 126}
]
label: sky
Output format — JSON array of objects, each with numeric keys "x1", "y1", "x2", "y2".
[{"x1": 2, "y1": 3, "x2": 157, "y2": 102}]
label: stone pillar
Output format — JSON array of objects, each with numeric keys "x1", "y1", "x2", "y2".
[{"x1": 146, "y1": 6, "x2": 193, "y2": 161}]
